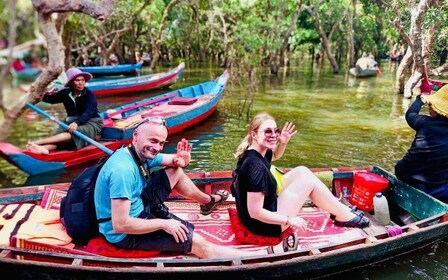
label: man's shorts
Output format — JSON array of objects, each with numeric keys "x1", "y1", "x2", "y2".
[{"x1": 113, "y1": 169, "x2": 195, "y2": 253}]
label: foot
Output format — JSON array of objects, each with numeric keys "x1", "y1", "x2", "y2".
[
  {"x1": 334, "y1": 215, "x2": 370, "y2": 228},
  {"x1": 200, "y1": 189, "x2": 229, "y2": 215},
  {"x1": 330, "y1": 206, "x2": 364, "y2": 220},
  {"x1": 26, "y1": 142, "x2": 49, "y2": 155}
]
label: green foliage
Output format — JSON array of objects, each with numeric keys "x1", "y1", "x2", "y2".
[{"x1": 8, "y1": 0, "x2": 448, "y2": 75}]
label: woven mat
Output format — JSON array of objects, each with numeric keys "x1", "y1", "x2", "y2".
[{"x1": 166, "y1": 201, "x2": 366, "y2": 251}]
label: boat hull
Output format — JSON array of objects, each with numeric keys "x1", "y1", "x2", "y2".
[
  {"x1": 10, "y1": 67, "x2": 41, "y2": 80},
  {"x1": 0, "y1": 166, "x2": 447, "y2": 279},
  {"x1": 87, "y1": 63, "x2": 185, "y2": 96},
  {"x1": 349, "y1": 67, "x2": 378, "y2": 78},
  {"x1": 78, "y1": 62, "x2": 143, "y2": 76}
]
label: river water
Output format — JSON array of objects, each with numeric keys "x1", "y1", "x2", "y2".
[{"x1": 0, "y1": 60, "x2": 447, "y2": 279}]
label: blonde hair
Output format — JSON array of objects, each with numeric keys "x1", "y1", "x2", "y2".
[{"x1": 234, "y1": 112, "x2": 275, "y2": 158}]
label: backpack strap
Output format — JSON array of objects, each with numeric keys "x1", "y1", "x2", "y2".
[{"x1": 127, "y1": 143, "x2": 150, "y2": 179}]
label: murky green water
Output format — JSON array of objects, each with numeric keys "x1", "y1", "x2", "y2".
[{"x1": 1, "y1": 60, "x2": 447, "y2": 279}]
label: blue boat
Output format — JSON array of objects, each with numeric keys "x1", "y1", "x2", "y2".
[
  {"x1": 78, "y1": 62, "x2": 143, "y2": 76},
  {"x1": 87, "y1": 63, "x2": 185, "y2": 95},
  {"x1": 0, "y1": 70, "x2": 229, "y2": 175},
  {"x1": 10, "y1": 67, "x2": 41, "y2": 80}
]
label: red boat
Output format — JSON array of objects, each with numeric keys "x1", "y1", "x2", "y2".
[
  {"x1": 420, "y1": 78, "x2": 448, "y2": 94},
  {"x1": 0, "y1": 70, "x2": 229, "y2": 175},
  {"x1": 87, "y1": 62, "x2": 185, "y2": 95}
]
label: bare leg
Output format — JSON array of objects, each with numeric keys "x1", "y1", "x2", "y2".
[
  {"x1": 164, "y1": 167, "x2": 223, "y2": 205},
  {"x1": 191, "y1": 233, "x2": 287, "y2": 258},
  {"x1": 277, "y1": 166, "x2": 356, "y2": 222},
  {"x1": 26, "y1": 132, "x2": 72, "y2": 154}
]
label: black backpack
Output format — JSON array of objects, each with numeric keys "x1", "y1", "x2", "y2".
[{"x1": 60, "y1": 155, "x2": 111, "y2": 246}]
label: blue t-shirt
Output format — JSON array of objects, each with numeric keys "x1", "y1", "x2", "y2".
[{"x1": 94, "y1": 146, "x2": 163, "y2": 243}]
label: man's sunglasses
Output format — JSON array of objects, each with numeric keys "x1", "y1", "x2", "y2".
[
  {"x1": 136, "y1": 117, "x2": 167, "y2": 128},
  {"x1": 258, "y1": 128, "x2": 281, "y2": 138}
]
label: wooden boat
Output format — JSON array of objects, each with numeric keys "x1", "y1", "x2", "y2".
[
  {"x1": 78, "y1": 62, "x2": 143, "y2": 76},
  {"x1": 10, "y1": 67, "x2": 41, "y2": 80},
  {"x1": 349, "y1": 67, "x2": 379, "y2": 78},
  {"x1": 0, "y1": 70, "x2": 228, "y2": 175},
  {"x1": 0, "y1": 166, "x2": 447, "y2": 279},
  {"x1": 420, "y1": 78, "x2": 448, "y2": 94},
  {"x1": 86, "y1": 62, "x2": 185, "y2": 96},
  {"x1": 390, "y1": 53, "x2": 403, "y2": 62}
]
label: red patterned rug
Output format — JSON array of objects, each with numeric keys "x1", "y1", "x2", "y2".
[
  {"x1": 166, "y1": 201, "x2": 366, "y2": 251},
  {"x1": 5, "y1": 188, "x2": 366, "y2": 259}
]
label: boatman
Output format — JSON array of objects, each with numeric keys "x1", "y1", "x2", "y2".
[
  {"x1": 26, "y1": 68, "x2": 103, "y2": 155},
  {"x1": 395, "y1": 85, "x2": 448, "y2": 203}
]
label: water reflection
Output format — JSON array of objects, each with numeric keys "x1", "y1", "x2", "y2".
[{"x1": 0, "y1": 63, "x2": 413, "y2": 187}]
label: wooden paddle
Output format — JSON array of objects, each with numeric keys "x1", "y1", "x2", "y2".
[{"x1": 26, "y1": 102, "x2": 113, "y2": 155}]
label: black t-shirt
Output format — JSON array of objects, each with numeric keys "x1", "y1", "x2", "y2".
[{"x1": 233, "y1": 149, "x2": 282, "y2": 236}]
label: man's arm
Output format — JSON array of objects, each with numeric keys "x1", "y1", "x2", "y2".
[{"x1": 111, "y1": 198, "x2": 189, "y2": 242}]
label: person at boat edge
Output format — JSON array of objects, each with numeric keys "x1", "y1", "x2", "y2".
[
  {"x1": 395, "y1": 85, "x2": 448, "y2": 203},
  {"x1": 231, "y1": 112, "x2": 370, "y2": 239},
  {"x1": 94, "y1": 118, "x2": 297, "y2": 258},
  {"x1": 26, "y1": 68, "x2": 103, "y2": 155}
]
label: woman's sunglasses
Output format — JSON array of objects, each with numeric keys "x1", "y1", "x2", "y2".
[{"x1": 258, "y1": 128, "x2": 281, "y2": 138}]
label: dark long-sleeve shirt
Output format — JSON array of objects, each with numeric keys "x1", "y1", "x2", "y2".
[
  {"x1": 43, "y1": 87, "x2": 100, "y2": 125},
  {"x1": 395, "y1": 95, "x2": 448, "y2": 190}
]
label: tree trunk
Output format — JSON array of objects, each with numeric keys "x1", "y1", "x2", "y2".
[
  {"x1": 305, "y1": 4, "x2": 340, "y2": 74},
  {"x1": 347, "y1": 0, "x2": 356, "y2": 67},
  {"x1": 278, "y1": 0, "x2": 302, "y2": 68},
  {"x1": 0, "y1": 0, "x2": 116, "y2": 141},
  {"x1": 392, "y1": 0, "x2": 441, "y2": 97},
  {"x1": 395, "y1": 46, "x2": 413, "y2": 94},
  {"x1": 150, "y1": 0, "x2": 182, "y2": 69}
]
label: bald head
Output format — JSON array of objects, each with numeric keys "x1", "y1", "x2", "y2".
[{"x1": 134, "y1": 121, "x2": 168, "y2": 141}]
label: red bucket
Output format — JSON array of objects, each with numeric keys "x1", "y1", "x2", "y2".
[{"x1": 349, "y1": 172, "x2": 389, "y2": 212}]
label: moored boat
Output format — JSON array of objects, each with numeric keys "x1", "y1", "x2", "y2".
[
  {"x1": 349, "y1": 67, "x2": 379, "y2": 78},
  {"x1": 420, "y1": 78, "x2": 448, "y2": 94},
  {"x1": 87, "y1": 62, "x2": 185, "y2": 96},
  {"x1": 78, "y1": 62, "x2": 143, "y2": 76},
  {"x1": 0, "y1": 70, "x2": 229, "y2": 175},
  {"x1": 0, "y1": 166, "x2": 447, "y2": 279},
  {"x1": 10, "y1": 67, "x2": 41, "y2": 80}
]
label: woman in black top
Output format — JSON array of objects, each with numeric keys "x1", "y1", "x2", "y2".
[
  {"x1": 232, "y1": 113, "x2": 369, "y2": 237},
  {"x1": 26, "y1": 68, "x2": 103, "y2": 154},
  {"x1": 395, "y1": 85, "x2": 448, "y2": 203}
]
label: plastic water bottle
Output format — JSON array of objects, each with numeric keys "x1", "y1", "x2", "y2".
[{"x1": 373, "y1": 192, "x2": 390, "y2": 226}]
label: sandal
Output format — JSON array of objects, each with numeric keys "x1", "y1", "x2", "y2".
[
  {"x1": 334, "y1": 214, "x2": 370, "y2": 228},
  {"x1": 200, "y1": 189, "x2": 229, "y2": 215},
  {"x1": 267, "y1": 232, "x2": 299, "y2": 254},
  {"x1": 329, "y1": 205, "x2": 364, "y2": 220}
]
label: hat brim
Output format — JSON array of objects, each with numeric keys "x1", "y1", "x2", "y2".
[
  {"x1": 421, "y1": 94, "x2": 448, "y2": 117},
  {"x1": 65, "y1": 72, "x2": 93, "y2": 87}
]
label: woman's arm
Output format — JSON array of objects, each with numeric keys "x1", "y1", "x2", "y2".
[{"x1": 272, "y1": 122, "x2": 297, "y2": 161}]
